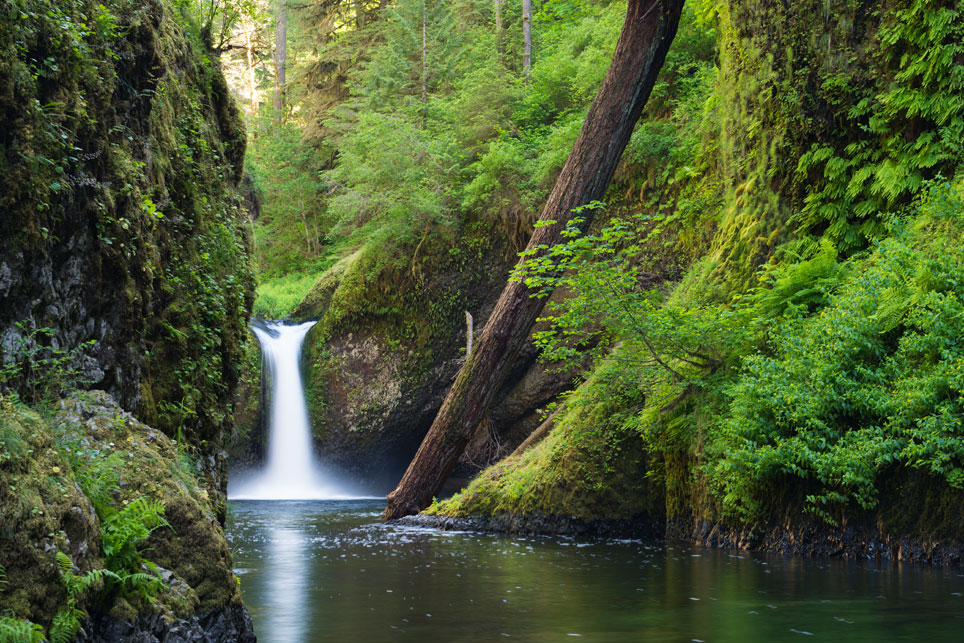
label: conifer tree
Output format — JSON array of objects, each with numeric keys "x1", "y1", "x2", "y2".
[{"x1": 363, "y1": 0, "x2": 464, "y2": 120}]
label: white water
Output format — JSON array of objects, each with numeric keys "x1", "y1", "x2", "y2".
[{"x1": 229, "y1": 320, "x2": 367, "y2": 500}]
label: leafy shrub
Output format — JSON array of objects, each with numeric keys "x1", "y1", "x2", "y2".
[{"x1": 715, "y1": 181, "x2": 964, "y2": 520}]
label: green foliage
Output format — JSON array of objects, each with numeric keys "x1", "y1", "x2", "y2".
[
  {"x1": 245, "y1": 0, "x2": 667, "y2": 305},
  {"x1": 50, "y1": 552, "x2": 106, "y2": 643},
  {"x1": 362, "y1": 0, "x2": 466, "y2": 118},
  {"x1": 0, "y1": 324, "x2": 96, "y2": 407},
  {"x1": 0, "y1": 617, "x2": 44, "y2": 643},
  {"x1": 246, "y1": 119, "x2": 330, "y2": 279},
  {"x1": 326, "y1": 112, "x2": 457, "y2": 240},
  {"x1": 100, "y1": 499, "x2": 168, "y2": 595},
  {"x1": 794, "y1": 0, "x2": 964, "y2": 251},
  {"x1": 49, "y1": 542, "x2": 162, "y2": 643},
  {"x1": 253, "y1": 270, "x2": 329, "y2": 319},
  {"x1": 515, "y1": 209, "x2": 750, "y2": 387},
  {"x1": 513, "y1": 3, "x2": 624, "y2": 130},
  {"x1": 714, "y1": 181, "x2": 964, "y2": 520},
  {"x1": 739, "y1": 240, "x2": 851, "y2": 321}
]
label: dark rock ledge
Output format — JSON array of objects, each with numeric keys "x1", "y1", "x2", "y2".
[
  {"x1": 396, "y1": 513, "x2": 964, "y2": 567},
  {"x1": 76, "y1": 603, "x2": 256, "y2": 643}
]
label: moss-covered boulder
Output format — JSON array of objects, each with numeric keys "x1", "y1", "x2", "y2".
[
  {"x1": 426, "y1": 359, "x2": 665, "y2": 533},
  {"x1": 0, "y1": 397, "x2": 100, "y2": 627},
  {"x1": 0, "y1": 391, "x2": 254, "y2": 640},
  {"x1": 278, "y1": 223, "x2": 580, "y2": 488}
]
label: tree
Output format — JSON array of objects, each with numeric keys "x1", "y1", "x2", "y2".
[
  {"x1": 522, "y1": 0, "x2": 531, "y2": 81},
  {"x1": 495, "y1": 0, "x2": 504, "y2": 59},
  {"x1": 273, "y1": 0, "x2": 288, "y2": 120},
  {"x1": 382, "y1": 0, "x2": 687, "y2": 520},
  {"x1": 363, "y1": 0, "x2": 464, "y2": 119}
]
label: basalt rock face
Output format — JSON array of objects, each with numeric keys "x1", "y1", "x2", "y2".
[
  {"x1": 0, "y1": 0, "x2": 254, "y2": 487},
  {"x1": 666, "y1": 467, "x2": 964, "y2": 567},
  {"x1": 0, "y1": 0, "x2": 254, "y2": 639},
  {"x1": 76, "y1": 604, "x2": 256, "y2": 643}
]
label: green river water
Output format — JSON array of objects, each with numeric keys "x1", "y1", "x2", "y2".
[{"x1": 226, "y1": 499, "x2": 964, "y2": 642}]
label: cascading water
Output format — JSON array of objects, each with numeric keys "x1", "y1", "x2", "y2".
[{"x1": 229, "y1": 320, "x2": 364, "y2": 500}]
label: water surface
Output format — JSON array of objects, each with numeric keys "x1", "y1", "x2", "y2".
[{"x1": 227, "y1": 499, "x2": 964, "y2": 642}]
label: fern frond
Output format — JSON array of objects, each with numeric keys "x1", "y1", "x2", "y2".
[
  {"x1": 0, "y1": 617, "x2": 45, "y2": 643},
  {"x1": 49, "y1": 605, "x2": 84, "y2": 643}
]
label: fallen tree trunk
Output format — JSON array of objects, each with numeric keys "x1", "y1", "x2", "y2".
[
  {"x1": 383, "y1": 0, "x2": 686, "y2": 520},
  {"x1": 509, "y1": 402, "x2": 567, "y2": 458}
]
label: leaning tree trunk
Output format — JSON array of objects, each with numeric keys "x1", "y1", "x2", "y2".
[{"x1": 383, "y1": 0, "x2": 686, "y2": 520}]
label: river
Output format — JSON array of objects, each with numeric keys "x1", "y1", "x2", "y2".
[{"x1": 226, "y1": 499, "x2": 964, "y2": 642}]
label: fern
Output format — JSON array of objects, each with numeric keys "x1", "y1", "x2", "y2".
[
  {"x1": 0, "y1": 617, "x2": 45, "y2": 643},
  {"x1": 101, "y1": 498, "x2": 169, "y2": 578},
  {"x1": 48, "y1": 605, "x2": 84, "y2": 643},
  {"x1": 56, "y1": 551, "x2": 121, "y2": 597},
  {"x1": 48, "y1": 500, "x2": 168, "y2": 641},
  {"x1": 744, "y1": 239, "x2": 850, "y2": 320},
  {"x1": 792, "y1": 0, "x2": 964, "y2": 252},
  {"x1": 69, "y1": 451, "x2": 124, "y2": 517}
]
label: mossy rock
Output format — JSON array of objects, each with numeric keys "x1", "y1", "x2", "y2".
[
  {"x1": 0, "y1": 0, "x2": 254, "y2": 481},
  {"x1": 52, "y1": 391, "x2": 244, "y2": 615},
  {"x1": 0, "y1": 391, "x2": 249, "y2": 635},
  {"x1": 431, "y1": 361, "x2": 665, "y2": 524},
  {"x1": 0, "y1": 397, "x2": 100, "y2": 626}
]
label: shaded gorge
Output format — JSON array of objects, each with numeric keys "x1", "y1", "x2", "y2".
[{"x1": 226, "y1": 500, "x2": 964, "y2": 642}]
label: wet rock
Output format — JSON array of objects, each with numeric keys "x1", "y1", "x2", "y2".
[
  {"x1": 397, "y1": 512, "x2": 664, "y2": 540},
  {"x1": 76, "y1": 604, "x2": 256, "y2": 643}
]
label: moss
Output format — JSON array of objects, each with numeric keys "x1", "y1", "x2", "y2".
[
  {"x1": 0, "y1": 0, "x2": 255, "y2": 468},
  {"x1": 225, "y1": 336, "x2": 264, "y2": 466},
  {"x1": 0, "y1": 397, "x2": 98, "y2": 626},
  {"x1": 432, "y1": 360, "x2": 664, "y2": 522},
  {"x1": 0, "y1": 390, "x2": 243, "y2": 634},
  {"x1": 289, "y1": 215, "x2": 515, "y2": 473},
  {"x1": 147, "y1": 495, "x2": 241, "y2": 613},
  {"x1": 691, "y1": 0, "x2": 964, "y2": 295}
]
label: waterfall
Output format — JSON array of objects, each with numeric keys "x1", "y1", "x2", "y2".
[{"x1": 229, "y1": 319, "x2": 364, "y2": 500}]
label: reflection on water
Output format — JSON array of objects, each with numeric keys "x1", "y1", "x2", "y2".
[
  {"x1": 264, "y1": 525, "x2": 309, "y2": 642},
  {"x1": 226, "y1": 500, "x2": 964, "y2": 642}
]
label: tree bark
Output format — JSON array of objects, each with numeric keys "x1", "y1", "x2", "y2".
[
  {"x1": 244, "y1": 20, "x2": 258, "y2": 115},
  {"x1": 356, "y1": 0, "x2": 367, "y2": 28},
  {"x1": 495, "y1": 0, "x2": 504, "y2": 59},
  {"x1": 522, "y1": 0, "x2": 532, "y2": 81},
  {"x1": 273, "y1": 0, "x2": 288, "y2": 121},
  {"x1": 383, "y1": 0, "x2": 686, "y2": 521}
]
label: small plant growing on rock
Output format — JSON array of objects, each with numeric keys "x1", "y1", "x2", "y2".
[{"x1": 0, "y1": 323, "x2": 96, "y2": 408}]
